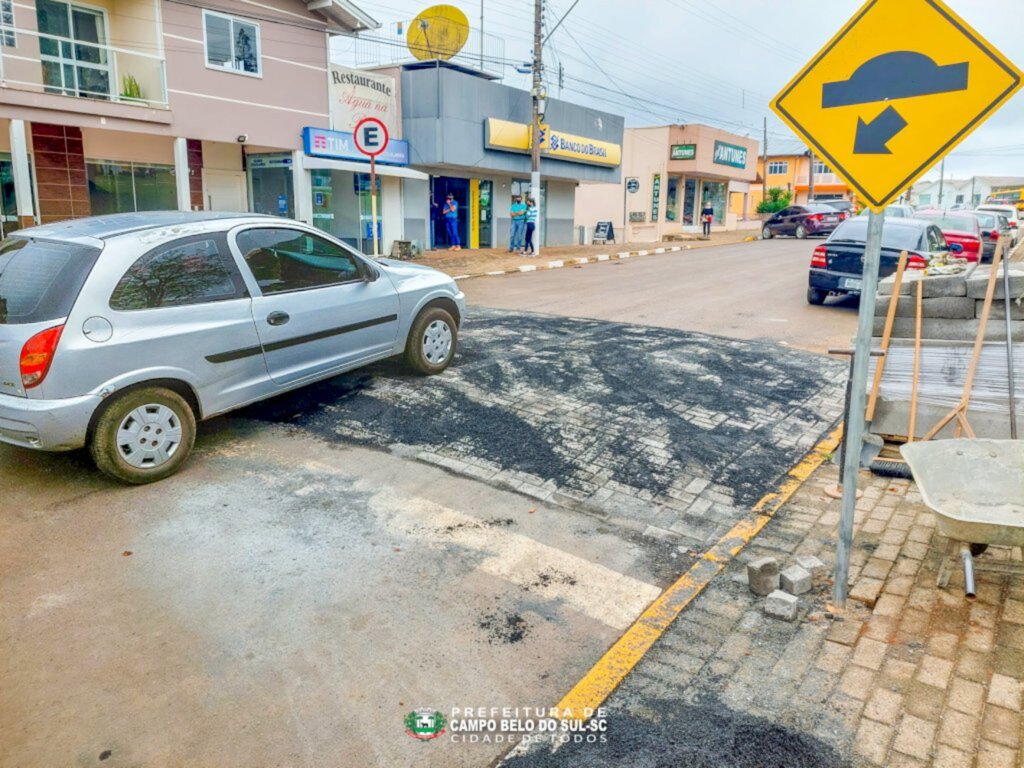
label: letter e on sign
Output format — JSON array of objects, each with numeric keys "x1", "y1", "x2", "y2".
[{"x1": 353, "y1": 117, "x2": 390, "y2": 158}]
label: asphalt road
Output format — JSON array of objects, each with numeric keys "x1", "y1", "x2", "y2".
[{"x1": 462, "y1": 238, "x2": 860, "y2": 355}]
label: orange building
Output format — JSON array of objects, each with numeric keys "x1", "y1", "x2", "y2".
[{"x1": 749, "y1": 150, "x2": 858, "y2": 210}]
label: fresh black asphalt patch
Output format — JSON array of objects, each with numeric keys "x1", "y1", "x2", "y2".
[{"x1": 248, "y1": 308, "x2": 845, "y2": 549}]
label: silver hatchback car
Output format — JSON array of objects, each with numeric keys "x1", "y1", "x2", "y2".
[{"x1": 0, "y1": 212, "x2": 465, "y2": 483}]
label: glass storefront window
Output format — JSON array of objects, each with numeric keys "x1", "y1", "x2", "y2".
[
  {"x1": 701, "y1": 180, "x2": 727, "y2": 225},
  {"x1": 308, "y1": 169, "x2": 380, "y2": 254},
  {"x1": 247, "y1": 153, "x2": 294, "y2": 219},
  {"x1": 682, "y1": 178, "x2": 696, "y2": 225},
  {"x1": 87, "y1": 160, "x2": 175, "y2": 214},
  {"x1": 665, "y1": 176, "x2": 682, "y2": 223}
]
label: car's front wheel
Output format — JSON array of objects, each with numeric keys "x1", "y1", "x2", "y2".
[
  {"x1": 90, "y1": 387, "x2": 196, "y2": 484},
  {"x1": 405, "y1": 306, "x2": 457, "y2": 375},
  {"x1": 796, "y1": 224, "x2": 808, "y2": 239},
  {"x1": 762, "y1": 225, "x2": 774, "y2": 240},
  {"x1": 807, "y1": 287, "x2": 828, "y2": 305}
]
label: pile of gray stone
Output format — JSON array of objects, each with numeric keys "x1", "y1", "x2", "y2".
[
  {"x1": 748, "y1": 554, "x2": 828, "y2": 621},
  {"x1": 868, "y1": 262, "x2": 1024, "y2": 440}
]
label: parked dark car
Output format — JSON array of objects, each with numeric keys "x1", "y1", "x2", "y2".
[
  {"x1": 807, "y1": 218, "x2": 960, "y2": 305},
  {"x1": 814, "y1": 199, "x2": 855, "y2": 220},
  {"x1": 970, "y1": 210, "x2": 1012, "y2": 263},
  {"x1": 762, "y1": 204, "x2": 842, "y2": 240}
]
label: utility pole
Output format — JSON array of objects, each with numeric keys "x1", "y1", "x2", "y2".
[
  {"x1": 970, "y1": 175, "x2": 976, "y2": 207},
  {"x1": 938, "y1": 158, "x2": 946, "y2": 208},
  {"x1": 762, "y1": 117, "x2": 767, "y2": 206},
  {"x1": 808, "y1": 149, "x2": 816, "y2": 203},
  {"x1": 531, "y1": 0, "x2": 543, "y2": 257}
]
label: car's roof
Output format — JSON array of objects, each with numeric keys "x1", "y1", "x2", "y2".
[{"x1": 13, "y1": 211, "x2": 277, "y2": 246}]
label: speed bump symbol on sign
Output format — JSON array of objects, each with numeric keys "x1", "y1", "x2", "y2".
[{"x1": 772, "y1": 0, "x2": 1023, "y2": 211}]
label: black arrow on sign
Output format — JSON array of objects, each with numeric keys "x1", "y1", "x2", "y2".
[{"x1": 854, "y1": 106, "x2": 908, "y2": 154}]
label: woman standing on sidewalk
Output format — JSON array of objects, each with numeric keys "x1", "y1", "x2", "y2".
[
  {"x1": 524, "y1": 198, "x2": 538, "y2": 255},
  {"x1": 701, "y1": 201, "x2": 715, "y2": 237}
]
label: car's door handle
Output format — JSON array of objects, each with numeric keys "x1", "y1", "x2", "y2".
[{"x1": 267, "y1": 311, "x2": 290, "y2": 326}]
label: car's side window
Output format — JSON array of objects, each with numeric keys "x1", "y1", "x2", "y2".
[
  {"x1": 109, "y1": 234, "x2": 245, "y2": 311},
  {"x1": 927, "y1": 227, "x2": 946, "y2": 252},
  {"x1": 236, "y1": 228, "x2": 363, "y2": 294}
]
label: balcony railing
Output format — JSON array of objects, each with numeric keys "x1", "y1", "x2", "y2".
[
  {"x1": 0, "y1": 27, "x2": 167, "y2": 108},
  {"x1": 796, "y1": 173, "x2": 842, "y2": 186}
]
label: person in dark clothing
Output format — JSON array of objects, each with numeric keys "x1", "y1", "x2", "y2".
[
  {"x1": 701, "y1": 201, "x2": 714, "y2": 237},
  {"x1": 443, "y1": 194, "x2": 461, "y2": 250}
]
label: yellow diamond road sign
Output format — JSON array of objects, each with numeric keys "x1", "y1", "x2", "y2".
[{"x1": 772, "y1": 0, "x2": 1023, "y2": 212}]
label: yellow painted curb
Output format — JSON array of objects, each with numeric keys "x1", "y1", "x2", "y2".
[{"x1": 555, "y1": 424, "x2": 843, "y2": 720}]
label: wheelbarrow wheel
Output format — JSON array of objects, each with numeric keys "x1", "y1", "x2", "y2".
[{"x1": 969, "y1": 543, "x2": 989, "y2": 557}]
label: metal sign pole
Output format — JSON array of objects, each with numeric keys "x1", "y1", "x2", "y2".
[
  {"x1": 834, "y1": 207, "x2": 886, "y2": 608},
  {"x1": 370, "y1": 155, "x2": 379, "y2": 258}
]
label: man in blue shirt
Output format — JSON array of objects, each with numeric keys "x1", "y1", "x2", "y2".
[
  {"x1": 443, "y1": 194, "x2": 461, "y2": 251},
  {"x1": 509, "y1": 195, "x2": 527, "y2": 253}
]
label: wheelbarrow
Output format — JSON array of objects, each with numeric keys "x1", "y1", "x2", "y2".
[{"x1": 901, "y1": 439, "x2": 1024, "y2": 599}]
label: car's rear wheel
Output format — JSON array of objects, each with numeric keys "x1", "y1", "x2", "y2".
[
  {"x1": 762, "y1": 225, "x2": 773, "y2": 240},
  {"x1": 90, "y1": 387, "x2": 196, "y2": 484},
  {"x1": 405, "y1": 306, "x2": 457, "y2": 375},
  {"x1": 796, "y1": 224, "x2": 808, "y2": 239},
  {"x1": 807, "y1": 287, "x2": 828, "y2": 305}
]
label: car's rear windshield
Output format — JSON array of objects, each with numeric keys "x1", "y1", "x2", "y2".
[
  {"x1": 973, "y1": 213, "x2": 996, "y2": 228},
  {"x1": 806, "y1": 204, "x2": 839, "y2": 213},
  {"x1": 0, "y1": 237, "x2": 101, "y2": 324},
  {"x1": 828, "y1": 219, "x2": 923, "y2": 249},
  {"x1": 916, "y1": 213, "x2": 977, "y2": 232}
]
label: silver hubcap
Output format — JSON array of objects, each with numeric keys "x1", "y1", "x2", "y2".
[
  {"x1": 422, "y1": 320, "x2": 453, "y2": 364},
  {"x1": 116, "y1": 404, "x2": 182, "y2": 469}
]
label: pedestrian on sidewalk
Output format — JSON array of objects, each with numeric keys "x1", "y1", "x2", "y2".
[
  {"x1": 509, "y1": 195, "x2": 527, "y2": 253},
  {"x1": 701, "y1": 201, "x2": 714, "y2": 237},
  {"x1": 443, "y1": 194, "x2": 461, "y2": 251},
  {"x1": 524, "y1": 198, "x2": 538, "y2": 255}
]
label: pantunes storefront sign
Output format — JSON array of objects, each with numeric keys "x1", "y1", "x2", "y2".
[
  {"x1": 712, "y1": 140, "x2": 748, "y2": 169},
  {"x1": 670, "y1": 144, "x2": 697, "y2": 160},
  {"x1": 484, "y1": 118, "x2": 621, "y2": 167},
  {"x1": 329, "y1": 64, "x2": 399, "y2": 136}
]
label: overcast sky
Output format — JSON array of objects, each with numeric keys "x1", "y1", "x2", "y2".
[{"x1": 332, "y1": 0, "x2": 1024, "y2": 181}]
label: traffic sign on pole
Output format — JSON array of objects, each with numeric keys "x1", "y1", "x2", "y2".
[
  {"x1": 770, "y1": 0, "x2": 1022, "y2": 610},
  {"x1": 772, "y1": 0, "x2": 1022, "y2": 212},
  {"x1": 354, "y1": 118, "x2": 390, "y2": 258}
]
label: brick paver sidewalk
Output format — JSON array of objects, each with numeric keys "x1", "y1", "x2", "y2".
[{"x1": 508, "y1": 461, "x2": 1023, "y2": 767}]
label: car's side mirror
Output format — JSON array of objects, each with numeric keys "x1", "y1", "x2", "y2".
[{"x1": 362, "y1": 264, "x2": 379, "y2": 282}]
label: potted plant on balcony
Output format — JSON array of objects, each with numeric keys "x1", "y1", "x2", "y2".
[{"x1": 120, "y1": 74, "x2": 145, "y2": 104}]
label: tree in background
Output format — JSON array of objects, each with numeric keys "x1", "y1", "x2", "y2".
[{"x1": 756, "y1": 187, "x2": 792, "y2": 214}]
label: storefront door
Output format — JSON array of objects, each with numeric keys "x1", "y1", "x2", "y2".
[
  {"x1": 431, "y1": 177, "x2": 469, "y2": 249},
  {"x1": 701, "y1": 180, "x2": 727, "y2": 225},
  {"x1": 682, "y1": 178, "x2": 697, "y2": 226},
  {"x1": 311, "y1": 170, "x2": 379, "y2": 254},
  {"x1": 0, "y1": 155, "x2": 21, "y2": 238},
  {"x1": 247, "y1": 154, "x2": 294, "y2": 219},
  {"x1": 478, "y1": 180, "x2": 493, "y2": 248}
]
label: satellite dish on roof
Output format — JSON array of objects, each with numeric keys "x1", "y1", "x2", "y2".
[{"x1": 406, "y1": 4, "x2": 470, "y2": 62}]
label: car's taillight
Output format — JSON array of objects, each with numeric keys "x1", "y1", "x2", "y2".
[
  {"x1": 907, "y1": 255, "x2": 928, "y2": 270},
  {"x1": 990, "y1": 230, "x2": 1000, "y2": 240},
  {"x1": 1009, "y1": 221, "x2": 1018, "y2": 229},
  {"x1": 811, "y1": 245, "x2": 828, "y2": 268},
  {"x1": 20, "y1": 324, "x2": 64, "y2": 389},
  {"x1": 808, "y1": 214, "x2": 823, "y2": 222}
]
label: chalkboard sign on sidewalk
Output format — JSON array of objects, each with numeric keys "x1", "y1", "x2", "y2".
[{"x1": 593, "y1": 220, "x2": 615, "y2": 244}]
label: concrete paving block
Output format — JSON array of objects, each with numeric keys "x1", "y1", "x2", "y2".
[
  {"x1": 873, "y1": 317, "x2": 1024, "y2": 341},
  {"x1": 966, "y1": 268, "x2": 1024, "y2": 300},
  {"x1": 764, "y1": 590, "x2": 799, "y2": 621},
  {"x1": 980, "y1": 299, "x2": 1024, "y2": 321},
  {"x1": 747, "y1": 557, "x2": 780, "y2": 597},
  {"x1": 795, "y1": 554, "x2": 829, "y2": 584},
  {"x1": 781, "y1": 565, "x2": 812, "y2": 596},
  {"x1": 920, "y1": 274, "x2": 968, "y2": 298},
  {"x1": 879, "y1": 271, "x2": 922, "y2": 296},
  {"x1": 873, "y1": 296, "x2": 976, "y2": 319}
]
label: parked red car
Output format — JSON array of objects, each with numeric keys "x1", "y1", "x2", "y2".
[{"x1": 913, "y1": 211, "x2": 982, "y2": 262}]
